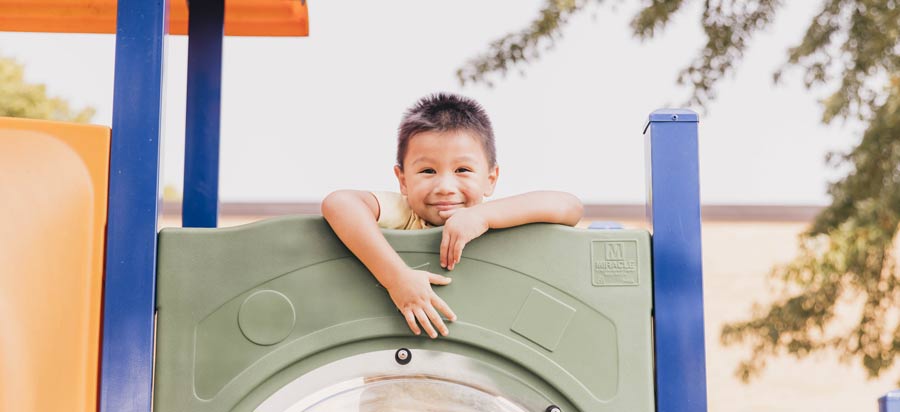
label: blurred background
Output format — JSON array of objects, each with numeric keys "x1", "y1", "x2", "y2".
[{"x1": 2, "y1": 1, "x2": 898, "y2": 411}]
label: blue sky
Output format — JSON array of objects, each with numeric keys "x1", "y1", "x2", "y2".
[{"x1": 0, "y1": 1, "x2": 860, "y2": 204}]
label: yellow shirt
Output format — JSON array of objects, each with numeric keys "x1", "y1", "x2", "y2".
[{"x1": 371, "y1": 191, "x2": 432, "y2": 230}]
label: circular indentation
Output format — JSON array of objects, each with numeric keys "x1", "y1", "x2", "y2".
[
  {"x1": 671, "y1": 114, "x2": 679, "y2": 121},
  {"x1": 545, "y1": 405, "x2": 561, "y2": 412},
  {"x1": 395, "y1": 348, "x2": 412, "y2": 365},
  {"x1": 238, "y1": 290, "x2": 295, "y2": 346}
]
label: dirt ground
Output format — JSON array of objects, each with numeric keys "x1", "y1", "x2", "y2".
[{"x1": 160, "y1": 215, "x2": 899, "y2": 411}]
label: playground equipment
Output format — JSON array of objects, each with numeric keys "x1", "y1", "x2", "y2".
[
  {"x1": 0, "y1": 1, "x2": 711, "y2": 411},
  {"x1": 883, "y1": 390, "x2": 900, "y2": 412},
  {"x1": 0, "y1": 118, "x2": 109, "y2": 412},
  {"x1": 154, "y1": 218, "x2": 655, "y2": 411}
]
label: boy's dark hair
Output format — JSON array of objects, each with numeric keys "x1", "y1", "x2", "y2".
[{"x1": 397, "y1": 93, "x2": 496, "y2": 170}]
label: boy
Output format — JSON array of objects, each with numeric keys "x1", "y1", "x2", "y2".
[{"x1": 321, "y1": 93, "x2": 582, "y2": 339}]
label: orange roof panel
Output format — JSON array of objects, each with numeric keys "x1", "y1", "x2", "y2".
[{"x1": 0, "y1": 0, "x2": 309, "y2": 36}]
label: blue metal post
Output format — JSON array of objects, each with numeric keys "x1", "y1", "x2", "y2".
[
  {"x1": 644, "y1": 109, "x2": 708, "y2": 412},
  {"x1": 183, "y1": 0, "x2": 225, "y2": 228},
  {"x1": 100, "y1": 1, "x2": 167, "y2": 411},
  {"x1": 881, "y1": 390, "x2": 900, "y2": 412}
]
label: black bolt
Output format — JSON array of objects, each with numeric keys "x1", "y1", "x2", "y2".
[
  {"x1": 395, "y1": 348, "x2": 411, "y2": 365},
  {"x1": 545, "y1": 406, "x2": 561, "y2": 412}
]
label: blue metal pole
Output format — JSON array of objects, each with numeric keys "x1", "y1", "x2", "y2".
[
  {"x1": 183, "y1": 0, "x2": 225, "y2": 228},
  {"x1": 644, "y1": 109, "x2": 708, "y2": 412},
  {"x1": 100, "y1": 1, "x2": 167, "y2": 411},
  {"x1": 881, "y1": 390, "x2": 900, "y2": 412}
]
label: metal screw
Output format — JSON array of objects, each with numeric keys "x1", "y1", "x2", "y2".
[
  {"x1": 395, "y1": 348, "x2": 411, "y2": 365},
  {"x1": 671, "y1": 114, "x2": 679, "y2": 121},
  {"x1": 545, "y1": 406, "x2": 561, "y2": 412}
]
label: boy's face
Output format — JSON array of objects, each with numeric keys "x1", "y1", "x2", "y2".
[{"x1": 394, "y1": 129, "x2": 499, "y2": 226}]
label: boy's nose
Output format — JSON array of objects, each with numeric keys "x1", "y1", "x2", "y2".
[{"x1": 434, "y1": 175, "x2": 458, "y2": 194}]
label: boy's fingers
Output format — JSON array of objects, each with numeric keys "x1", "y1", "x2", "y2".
[
  {"x1": 446, "y1": 236, "x2": 457, "y2": 270},
  {"x1": 432, "y1": 295, "x2": 457, "y2": 322},
  {"x1": 447, "y1": 234, "x2": 456, "y2": 269},
  {"x1": 440, "y1": 231, "x2": 451, "y2": 268},
  {"x1": 428, "y1": 273, "x2": 452, "y2": 285},
  {"x1": 403, "y1": 310, "x2": 421, "y2": 336},
  {"x1": 451, "y1": 239, "x2": 465, "y2": 270},
  {"x1": 425, "y1": 305, "x2": 448, "y2": 336},
  {"x1": 414, "y1": 308, "x2": 438, "y2": 339},
  {"x1": 443, "y1": 234, "x2": 456, "y2": 270}
]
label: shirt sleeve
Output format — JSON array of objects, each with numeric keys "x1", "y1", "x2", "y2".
[{"x1": 371, "y1": 191, "x2": 415, "y2": 229}]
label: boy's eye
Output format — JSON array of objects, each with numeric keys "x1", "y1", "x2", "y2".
[
  {"x1": 455, "y1": 167, "x2": 473, "y2": 173},
  {"x1": 419, "y1": 168, "x2": 436, "y2": 174}
]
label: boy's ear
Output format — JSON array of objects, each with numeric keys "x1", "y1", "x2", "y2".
[
  {"x1": 485, "y1": 165, "x2": 499, "y2": 197},
  {"x1": 393, "y1": 165, "x2": 408, "y2": 195}
]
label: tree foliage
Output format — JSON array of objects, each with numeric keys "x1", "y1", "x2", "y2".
[
  {"x1": 0, "y1": 57, "x2": 94, "y2": 122},
  {"x1": 458, "y1": 0, "x2": 900, "y2": 382}
]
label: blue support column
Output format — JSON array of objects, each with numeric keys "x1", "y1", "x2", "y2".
[
  {"x1": 881, "y1": 390, "x2": 900, "y2": 412},
  {"x1": 100, "y1": 1, "x2": 167, "y2": 411},
  {"x1": 183, "y1": 0, "x2": 225, "y2": 228},
  {"x1": 644, "y1": 109, "x2": 708, "y2": 412}
]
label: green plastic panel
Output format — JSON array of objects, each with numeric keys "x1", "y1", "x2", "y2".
[{"x1": 154, "y1": 216, "x2": 654, "y2": 412}]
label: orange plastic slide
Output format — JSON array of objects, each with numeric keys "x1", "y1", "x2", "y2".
[{"x1": 0, "y1": 117, "x2": 110, "y2": 412}]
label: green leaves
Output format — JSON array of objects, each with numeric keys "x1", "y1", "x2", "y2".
[
  {"x1": 0, "y1": 57, "x2": 95, "y2": 123},
  {"x1": 459, "y1": 0, "x2": 900, "y2": 383},
  {"x1": 455, "y1": 0, "x2": 592, "y2": 87},
  {"x1": 782, "y1": 0, "x2": 900, "y2": 123},
  {"x1": 630, "y1": 0, "x2": 687, "y2": 39}
]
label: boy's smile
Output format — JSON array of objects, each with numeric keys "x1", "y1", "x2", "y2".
[{"x1": 394, "y1": 129, "x2": 499, "y2": 226}]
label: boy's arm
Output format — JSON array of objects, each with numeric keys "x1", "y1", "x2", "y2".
[
  {"x1": 438, "y1": 191, "x2": 583, "y2": 270},
  {"x1": 475, "y1": 190, "x2": 583, "y2": 228},
  {"x1": 321, "y1": 190, "x2": 457, "y2": 338}
]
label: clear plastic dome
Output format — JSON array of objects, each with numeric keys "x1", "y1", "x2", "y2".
[
  {"x1": 255, "y1": 350, "x2": 552, "y2": 412},
  {"x1": 303, "y1": 376, "x2": 527, "y2": 412}
]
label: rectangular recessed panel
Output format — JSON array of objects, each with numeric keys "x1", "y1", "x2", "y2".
[{"x1": 510, "y1": 288, "x2": 576, "y2": 352}]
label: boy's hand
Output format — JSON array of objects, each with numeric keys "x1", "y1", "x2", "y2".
[
  {"x1": 385, "y1": 268, "x2": 457, "y2": 338},
  {"x1": 438, "y1": 207, "x2": 489, "y2": 270}
]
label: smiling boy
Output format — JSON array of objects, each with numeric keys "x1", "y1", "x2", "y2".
[{"x1": 321, "y1": 93, "x2": 583, "y2": 339}]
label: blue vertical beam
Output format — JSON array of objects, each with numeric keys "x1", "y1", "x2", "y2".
[
  {"x1": 878, "y1": 389, "x2": 900, "y2": 412},
  {"x1": 881, "y1": 390, "x2": 900, "y2": 412},
  {"x1": 644, "y1": 109, "x2": 708, "y2": 412},
  {"x1": 100, "y1": 1, "x2": 167, "y2": 412},
  {"x1": 183, "y1": 0, "x2": 225, "y2": 228}
]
